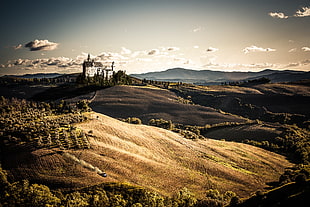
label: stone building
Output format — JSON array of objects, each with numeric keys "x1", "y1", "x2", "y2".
[{"x1": 82, "y1": 54, "x2": 114, "y2": 78}]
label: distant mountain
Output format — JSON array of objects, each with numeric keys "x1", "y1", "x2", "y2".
[
  {"x1": 7, "y1": 73, "x2": 64, "y2": 79},
  {"x1": 131, "y1": 68, "x2": 310, "y2": 85}
]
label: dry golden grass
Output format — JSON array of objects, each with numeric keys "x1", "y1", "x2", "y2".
[
  {"x1": 5, "y1": 112, "x2": 292, "y2": 198},
  {"x1": 73, "y1": 112, "x2": 291, "y2": 198},
  {"x1": 197, "y1": 85, "x2": 263, "y2": 95}
]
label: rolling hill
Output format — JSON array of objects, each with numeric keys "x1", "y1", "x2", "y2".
[
  {"x1": 131, "y1": 68, "x2": 310, "y2": 85},
  {"x1": 3, "y1": 112, "x2": 292, "y2": 199},
  {"x1": 86, "y1": 85, "x2": 247, "y2": 126}
]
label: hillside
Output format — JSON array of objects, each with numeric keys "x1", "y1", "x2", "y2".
[
  {"x1": 3, "y1": 111, "x2": 292, "y2": 199},
  {"x1": 86, "y1": 85, "x2": 247, "y2": 126},
  {"x1": 172, "y1": 83, "x2": 310, "y2": 123},
  {"x1": 131, "y1": 68, "x2": 310, "y2": 84}
]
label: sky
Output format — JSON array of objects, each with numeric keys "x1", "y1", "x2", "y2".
[{"x1": 0, "y1": 0, "x2": 309, "y2": 75}]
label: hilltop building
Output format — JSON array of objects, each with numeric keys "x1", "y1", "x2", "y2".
[{"x1": 82, "y1": 54, "x2": 114, "y2": 79}]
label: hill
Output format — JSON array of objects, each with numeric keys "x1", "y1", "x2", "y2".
[
  {"x1": 84, "y1": 85, "x2": 247, "y2": 126},
  {"x1": 131, "y1": 68, "x2": 310, "y2": 85},
  {"x1": 5, "y1": 73, "x2": 64, "y2": 79},
  {"x1": 2, "y1": 111, "x2": 292, "y2": 199},
  {"x1": 172, "y1": 83, "x2": 310, "y2": 124}
]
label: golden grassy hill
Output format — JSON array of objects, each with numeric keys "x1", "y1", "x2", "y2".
[
  {"x1": 76, "y1": 113, "x2": 292, "y2": 198},
  {"x1": 5, "y1": 112, "x2": 292, "y2": 199}
]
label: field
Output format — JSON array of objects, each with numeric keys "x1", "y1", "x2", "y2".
[
  {"x1": 0, "y1": 77, "x2": 309, "y2": 206},
  {"x1": 85, "y1": 85, "x2": 247, "y2": 126},
  {"x1": 3, "y1": 112, "x2": 291, "y2": 199}
]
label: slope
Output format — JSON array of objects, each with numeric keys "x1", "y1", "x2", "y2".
[
  {"x1": 76, "y1": 112, "x2": 292, "y2": 198},
  {"x1": 4, "y1": 111, "x2": 292, "y2": 199},
  {"x1": 88, "y1": 85, "x2": 247, "y2": 125}
]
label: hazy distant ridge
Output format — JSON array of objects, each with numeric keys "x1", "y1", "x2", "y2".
[
  {"x1": 131, "y1": 68, "x2": 310, "y2": 84},
  {"x1": 7, "y1": 73, "x2": 64, "y2": 79}
]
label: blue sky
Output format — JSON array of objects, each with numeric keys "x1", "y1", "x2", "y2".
[{"x1": 0, "y1": 0, "x2": 309, "y2": 75}]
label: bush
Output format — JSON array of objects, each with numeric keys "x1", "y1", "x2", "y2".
[
  {"x1": 123, "y1": 117, "x2": 142, "y2": 125},
  {"x1": 149, "y1": 118, "x2": 174, "y2": 130}
]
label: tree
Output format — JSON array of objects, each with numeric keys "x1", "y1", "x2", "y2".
[{"x1": 174, "y1": 188, "x2": 197, "y2": 207}]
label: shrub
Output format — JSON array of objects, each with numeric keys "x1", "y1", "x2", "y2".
[
  {"x1": 149, "y1": 118, "x2": 174, "y2": 130},
  {"x1": 123, "y1": 117, "x2": 142, "y2": 125}
]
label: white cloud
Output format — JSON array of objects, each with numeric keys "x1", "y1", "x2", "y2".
[
  {"x1": 206, "y1": 47, "x2": 219, "y2": 53},
  {"x1": 192, "y1": 26, "x2": 203, "y2": 33},
  {"x1": 288, "y1": 48, "x2": 297, "y2": 53},
  {"x1": 203, "y1": 62, "x2": 277, "y2": 71},
  {"x1": 269, "y1": 6, "x2": 310, "y2": 19},
  {"x1": 243, "y1": 45, "x2": 276, "y2": 54},
  {"x1": 285, "y1": 62, "x2": 300, "y2": 68},
  {"x1": 302, "y1": 46, "x2": 310, "y2": 52},
  {"x1": 13, "y1": 44, "x2": 23, "y2": 50},
  {"x1": 268, "y1": 12, "x2": 288, "y2": 19},
  {"x1": 294, "y1": 6, "x2": 310, "y2": 17},
  {"x1": 136, "y1": 58, "x2": 152, "y2": 62},
  {"x1": 193, "y1": 45, "x2": 199, "y2": 49},
  {"x1": 25, "y1": 39, "x2": 59, "y2": 51},
  {"x1": 284, "y1": 59, "x2": 310, "y2": 68},
  {"x1": 121, "y1": 47, "x2": 132, "y2": 55},
  {"x1": 173, "y1": 57, "x2": 193, "y2": 65}
]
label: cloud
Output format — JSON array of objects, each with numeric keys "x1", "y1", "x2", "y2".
[
  {"x1": 294, "y1": 6, "x2": 310, "y2": 17},
  {"x1": 25, "y1": 39, "x2": 59, "y2": 51},
  {"x1": 301, "y1": 59, "x2": 310, "y2": 65},
  {"x1": 302, "y1": 46, "x2": 310, "y2": 52},
  {"x1": 243, "y1": 45, "x2": 276, "y2": 54},
  {"x1": 147, "y1": 49, "x2": 160, "y2": 55},
  {"x1": 193, "y1": 45, "x2": 199, "y2": 49},
  {"x1": 121, "y1": 47, "x2": 132, "y2": 55},
  {"x1": 192, "y1": 26, "x2": 203, "y2": 33},
  {"x1": 269, "y1": 12, "x2": 288, "y2": 19},
  {"x1": 285, "y1": 62, "x2": 300, "y2": 68},
  {"x1": 166, "y1": 47, "x2": 180, "y2": 51},
  {"x1": 13, "y1": 44, "x2": 23, "y2": 50},
  {"x1": 269, "y1": 6, "x2": 310, "y2": 19},
  {"x1": 288, "y1": 48, "x2": 297, "y2": 53},
  {"x1": 206, "y1": 47, "x2": 219, "y2": 53},
  {"x1": 284, "y1": 59, "x2": 310, "y2": 68},
  {"x1": 203, "y1": 62, "x2": 277, "y2": 71}
]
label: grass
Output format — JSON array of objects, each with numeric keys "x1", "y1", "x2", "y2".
[
  {"x1": 71, "y1": 112, "x2": 292, "y2": 198},
  {"x1": 201, "y1": 154, "x2": 257, "y2": 175}
]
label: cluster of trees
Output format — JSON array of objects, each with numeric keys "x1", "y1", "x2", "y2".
[
  {"x1": 141, "y1": 79, "x2": 193, "y2": 89},
  {"x1": 120, "y1": 117, "x2": 142, "y2": 125},
  {"x1": 0, "y1": 165, "x2": 240, "y2": 207},
  {"x1": 221, "y1": 77, "x2": 271, "y2": 86},
  {"x1": 0, "y1": 97, "x2": 91, "y2": 151},
  {"x1": 244, "y1": 125, "x2": 310, "y2": 165},
  {"x1": 0, "y1": 75, "x2": 76, "y2": 86},
  {"x1": 237, "y1": 174, "x2": 310, "y2": 207},
  {"x1": 77, "y1": 70, "x2": 132, "y2": 87},
  {"x1": 147, "y1": 118, "x2": 260, "y2": 140}
]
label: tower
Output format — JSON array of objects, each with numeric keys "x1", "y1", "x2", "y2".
[{"x1": 87, "y1": 54, "x2": 91, "y2": 62}]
